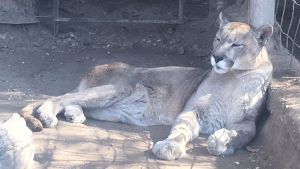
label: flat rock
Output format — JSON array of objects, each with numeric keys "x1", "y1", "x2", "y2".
[{"x1": 0, "y1": 113, "x2": 34, "y2": 169}]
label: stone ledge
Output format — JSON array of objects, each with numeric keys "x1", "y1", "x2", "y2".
[{"x1": 258, "y1": 79, "x2": 300, "y2": 169}]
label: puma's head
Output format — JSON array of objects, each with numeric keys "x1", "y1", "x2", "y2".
[{"x1": 211, "y1": 13, "x2": 273, "y2": 74}]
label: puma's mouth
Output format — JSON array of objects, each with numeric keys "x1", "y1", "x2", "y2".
[
  {"x1": 210, "y1": 56, "x2": 234, "y2": 74},
  {"x1": 213, "y1": 65, "x2": 229, "y2": 74}
]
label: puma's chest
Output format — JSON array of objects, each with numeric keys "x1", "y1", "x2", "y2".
[{"x1": 190, "y1": 71, "x2": 270, "y2": 118}]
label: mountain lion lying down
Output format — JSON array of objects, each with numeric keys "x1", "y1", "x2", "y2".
[{"x1": 20, "y1": 13, "x2": 273, "y2": 160}]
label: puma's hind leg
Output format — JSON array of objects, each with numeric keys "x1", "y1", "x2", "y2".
[{"x1": 36, "y1": 85, "x2": 131, "y2": 128}]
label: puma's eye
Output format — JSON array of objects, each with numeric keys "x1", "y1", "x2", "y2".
[
  {"x1": 216, "y1": 38, "x2": 221, "y2": 41},
  {"x1": 232, "y1": 43, "x2": 244, "y2": 47}
]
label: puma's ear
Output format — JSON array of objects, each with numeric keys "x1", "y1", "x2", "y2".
[
  {"x1": 255, "y1": 24, "x2": 273, "y2": 46},
  {"x1": 219, "y1": 12, "x2": 229, "y2": 28}
]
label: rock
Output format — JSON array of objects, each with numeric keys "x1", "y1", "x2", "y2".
[
  {"x1": 233, "y1": 161, "x2": 240, "y2": 165},
  {"x1": 0, "y1": 33, "x2": 7, "y2": 40},
  {"x1": 83, "y1": 41, "x2": 91, "y2": 47},
  {"x1": 69, "y1": 32, "x2": 76, "y2": 39},
  {"x1": 33, "y1": 42, "x2": 39, "y2": 47},
  {"x1": 178, "y1": 47, "x2": 185, "y2": 55},
  {"x1": 167, "y1": 27, "x2": 174, "y2": 34},
  {"x1": 0, "y1": 114, "x2": 34, "y2": 169},
  {"x1": 246, "y1": 146, "x2": 260, "y2": 153}
]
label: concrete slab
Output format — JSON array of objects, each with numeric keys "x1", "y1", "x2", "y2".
[
  {"x1": 255, "y1": 79, "x2": 300, "y2": 169},
  {"x1": 29, "y1": 119, "x2": 257, "y2": 169}
]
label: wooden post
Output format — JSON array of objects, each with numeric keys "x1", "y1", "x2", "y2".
[
  {"x1": 53, "y1": 0, "x2": 59, "y2": 36},
  {"x1": 248, "y1": 0, "x2": 275, "y2": 27}
]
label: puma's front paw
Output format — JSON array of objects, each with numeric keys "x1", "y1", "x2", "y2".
[
  {"x1": 64, "y1": 105, "x2": 86, "y2": 123},
  {"x1": 152, "y1": 139, "x2": 185, "y2": 160},
  {"x1": 207, "y1": 128, "x2": 237, "y2": 156},
  {"x1": 36, "y1": 100, "x2": 62, "y2": 128}
]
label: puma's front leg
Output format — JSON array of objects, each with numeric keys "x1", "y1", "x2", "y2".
[
  {"x1": 207, "y1": 121, "x2": 256, "y2": 156},
  {"x1": 152, "y1": 111, "x2": 200, "y2": 160},
  {"x1": 64, "y1": 105, "x2": 86, "y2": 124},
  {"x1": 36, "y1": 98, "x2": 63, "y2": 128}
]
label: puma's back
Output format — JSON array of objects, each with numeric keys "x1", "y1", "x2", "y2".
[{"x1": 78, "y1": 62, "x2": 208, "y2": 125}]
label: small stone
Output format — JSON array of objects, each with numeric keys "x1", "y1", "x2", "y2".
[
  {"x1": 1, "y1": 45, "x2": 8, "y2": 49},
  {"x1": 0, "y1": 33, "x2": 7, "y2": 39},
  {"x1": 123, "y1": 42, "x2": 134, "y2": 48},
  {"x1": 83, "y1": 41, "x2": 91, "y2": 47},
  {"x1": 178, "y1": 47, "x2": 185, "y2": 55},
  {"x1": 192, "y1": 44, "x2": 199, "y2": 49},
  {"x1": 233, "y1": 161, "x2": 240, "y2": 165},
  {"x1": 246, "y1": 146, "x2": 259, "y2": 153},
  {"x1": 167, "y1": 27, "x2": 174, "y2": 34},
  {"x1": 33, "y1": 42, "x2": 39, "y2": 47},
  {"x1": 70, "y1": 41, "x2": 77, "y2": 47},
  {"x1": 69, "y1": 32, "x2": 76, "y2": 38},
  {"x1": 169, "y1": 39, "x2": 176, "y2": 45}
]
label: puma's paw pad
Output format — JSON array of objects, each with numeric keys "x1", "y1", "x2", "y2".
[
  {"x1": 152, "y1": 139, "x2": 185, "y2": 160},
  {"x1": 36, "y1": 101, "x2": 61, "y2": 128},
  {"x1": 207, "y1": 128, "x2": 237, "y2": 156},
  {"x1": 64, "y1": 105, "x2": 86, "y2": 124}
]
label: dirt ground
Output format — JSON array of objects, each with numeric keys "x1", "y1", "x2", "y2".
[{"x1": 0, "y1": 1, "x2": 282, "y2": 169}]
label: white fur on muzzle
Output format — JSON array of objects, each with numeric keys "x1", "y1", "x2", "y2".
[{"x1": 210, "y1": 56, "x2": 233, "y2": 74}]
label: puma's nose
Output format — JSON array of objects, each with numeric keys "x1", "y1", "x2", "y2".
[{"x1": 213, "y1": 55, "x2": 224, "y2": 63}]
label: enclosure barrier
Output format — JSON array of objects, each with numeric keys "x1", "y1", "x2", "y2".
[
  {"x1": 37, "y1": 0, "x2": 183, "y2": 36},
  {"x1": 275, "y1": 0, "x2": 300, "y2": 66}
]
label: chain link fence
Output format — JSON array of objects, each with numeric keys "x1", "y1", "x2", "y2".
[{"x1": 275, "y1": 0, "x2": 300, "y2": 60}]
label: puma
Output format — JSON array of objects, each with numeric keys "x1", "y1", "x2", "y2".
[{"x1": 20, "y1": 13, "x2": 273, "y2": 160}]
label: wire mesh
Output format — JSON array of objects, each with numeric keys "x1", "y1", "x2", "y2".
[{"x1": 275, "y1": 0, "x2": 300, "y2": 60}]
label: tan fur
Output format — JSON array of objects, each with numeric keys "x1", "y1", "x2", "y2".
[{"x1": 20, "y1": 14, "x2": 273, "y2": 160}]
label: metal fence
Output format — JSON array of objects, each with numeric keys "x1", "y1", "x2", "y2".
[
  {"x1": 36, "y1": 0, "x2": 184, "y2": 36},
  {"x1": 275, "y1": 0, "x2": 300, "y2": 59}
]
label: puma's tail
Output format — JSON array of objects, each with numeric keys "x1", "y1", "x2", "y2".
[{"x1": 19, "y1": 101, "x2": 43, "y2": 132}]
